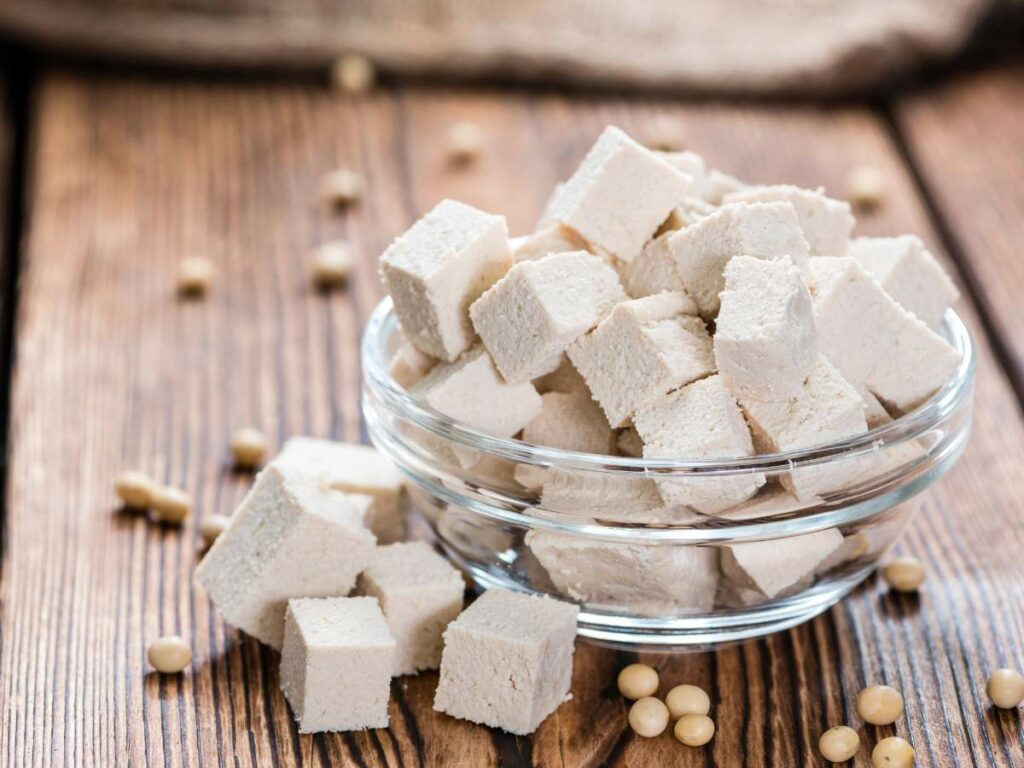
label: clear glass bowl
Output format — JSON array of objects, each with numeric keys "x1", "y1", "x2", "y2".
[{"x1": 361, "y1": 298, "x2": 975, "y2": 650}]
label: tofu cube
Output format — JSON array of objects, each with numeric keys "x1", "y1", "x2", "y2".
[
  {"x1": 196, "y1": 465, "x2": 376, "y2": 649},
  {"x1": 272, "y1": 437, "x2": 407, "y2": 544},
  {"x1": 535, "y1": 470, "x2": 701, "y2": 524},
  {"x1": 522, "y1": 391, "x2": 615, "y2": 455},
  {"x1": 470, "y1": 251, "x2": 626, "y2": 383},
  {"x1": 740, "y1": 356, "x2": 870, "y2": 500},
  {"x1": 512, "y1": 223, "x2": 592, "y2": 262},
  {"x1": 568, "y1": 293, "x2": 714, "y2": 427},
  {"x1": 357, "y1": 542, "x2": 464, "y2": 675},
  {"x1": 720, "y1": 528, "x2": 843, "y2": 598},
  {"x1": 433, "y1": 589, "x2": 579, "y2": 734},
  {"x1": 809, "y1": 256, "x2": 962, "y2": 412},
  {"x1": 413, "y1": 346, "x2": 542, "y2": 438},
  {"x1": 654, "y1": 196, "x2": 718, "y2": 237},
  {"x1": 715, "y1": 255, "x2": 817, "y2": 399},
  {"x1": 700, "y1": 169, "x2": 749, "y2": 204},
  {"x1": 542, "y1": 126, "x2": 691, "y2": 262},
  {"x1": 620, "y1": 232, "x2": 688, "y2": 298},
  {"x1": 532, "y1": 354, "x2": 589, "y2": 395},
  {"x1": 389, "y1": 331, "x2": 437, "y2": 389},
  {"x1": 848, "y1": 235, "x2": 959, "y2": 328},
  {"x1": 634, "y1": 375, "x2": 765, "y2": 513},
  {"x1": 526, "y1": 531, "x2": 719, "y2": 613},
  {"x1": 724, "y1": 184, "x2": 854, "y2": 256},
  {"x1": 668, "y1": 201, "x2": 810, "y2": 317},
  {"x1": 279, "y1": 597, "x2": 394, "y2": 732},
  {"x1": 380, "y1": 199, "x2": 512, "y2": 361}
]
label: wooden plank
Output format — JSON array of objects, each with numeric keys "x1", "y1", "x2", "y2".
[
  {"x1": 894, "y1": 66, "x2": 1024, "y2": 393},
  {"x1": 0, "y1": 72, "x2": 1021, "y2": 767}
]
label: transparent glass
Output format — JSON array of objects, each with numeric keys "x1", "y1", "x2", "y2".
[{"x1": 362, "y1": 298, "x2": 975, "y2": 650}]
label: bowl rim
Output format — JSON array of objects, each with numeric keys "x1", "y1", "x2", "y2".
[{"x1": 361, "y1": 296, "x2": 975, "y2": 476}]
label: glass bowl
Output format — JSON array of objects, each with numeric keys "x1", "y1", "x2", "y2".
[{"x1": 361, "y1": 298, "x2": 974, "y2": 650}]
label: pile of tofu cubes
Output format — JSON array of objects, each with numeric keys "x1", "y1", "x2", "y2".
[
  {"x1": 196, "y1": 437, "x2": 579, "y2": 734},
  {"x1": 379, "y1": 125, "x2": 962, "y2": 613}
]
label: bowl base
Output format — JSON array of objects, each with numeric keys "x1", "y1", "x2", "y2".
[{"x1": 444, "y1": 542, "x2": 875, "y2": 652}]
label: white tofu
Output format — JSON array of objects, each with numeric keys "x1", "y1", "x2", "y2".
[
  {"x1": 522, "y1": 391, "x2": 616, "y2": 455},
  {"x1": 809, "y1": 256, "x2": 962, "y2": 412},
  {"x1": 542, "y1": 126, "x2": 691, "y2": 262},
  {"x1": 713, "y1": 483, "x2": 809, "y2": 521},
  {"x1": 357, "y1": 542, "x2": 464, "y2": 675},
  {"x1": 532, "y1": 354, "x2": 589, "y2": 395},
  {"x1": 700, "y1": 169, "x2": 749, "y2": 204},
  {"x1": 714, "y1": 255, "x2": 817, "y2": 400},
  {"x1": 470, "y1": 251, "x2": 625, "y2": 383},
  {"x1": 634, "y1": 375, "x2": 765, "y2": 513},
  {"x1": 413, "y1": 346, "x2": 542, "y2": 438},
  {"x1": 568, "y1": 293, "x2": 714, "y2": 427},
  {"x1": 655, "y1": 149, "x2": 707, "y2": 183},
  {"x1": 433, "y1": 589, "x2": 579, "y2": 734},
  {"x1": 848, "y1": 235, "x2": 959, "y2": 328},
  {"x1": 512, "y1": 223, "x2": 592, "y2": 262},
  {"x1": 380, "y1": 199, "x2": 512, "y2": 361},
  {"x1": 272, "y1": 437, "x2": 407, "y2": 544},
  {"x1": 279, "y1": 597, "x2": 394, "y2": 732},
  {"x1": 388, "y1": 332, "x2": 436, "y2": 389},
  {"x1": 725, "y1": 184, "x2": 854, "y2": 256},
  {"x1": 720, "y1": 528, "x2": 843, "y2": 598},
  {"x1": 526, "y1": 531, "x2": 719, "y2": 614},
  {"x1": 195, "y1": 465, "x2": 377, "y2": 649},
  {"x1": 740, "y1": 356, "x2": 870, "y2": 500},
  {"x1": 535, "y1": 471, "x2": 703, "y2": 524},
  {"x1": 620, "y1": 232, "x2": 687, "y2": 298},
  {"x1": 668, "y1": 202, "x2": 811, "y2": 318}
]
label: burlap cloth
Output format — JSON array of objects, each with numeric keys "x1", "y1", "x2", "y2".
[{"x1": 0, "y1": 0, "x2": 1012, "y2": 94}]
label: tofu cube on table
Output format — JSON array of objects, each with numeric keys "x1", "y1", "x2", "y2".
[
  {"x1": 809, "y1": 256, "x2": 962, "y2": 412},
  {"x1": 724, "y1": 184, "x2": 854, "y2": 256},
  {"x1": 272, "y1": 437, "x2": 407, "y2": 544},
  {"x1": 848, "y1": 235, "x2": 959, "y2": 328},
  {"x1": 542, "y1": 126, "x2": 691, "y2": 263},
  {"x1": 358, "y1": 542, "x2": 464, "y2": 676},
  {"x1": 433, "y1": 589, "x2": 579, "y2": 734},
  {"x1": 195, "y1": 465, "x2": 376, "y2": 649},
  {"x1": 634, "y1": 374, "x2": 765, "y2": 513},
  {"x1": 522, "y1": 391, "x2": 615, "y2": 455},
  {"x1": 568, "y1": 292, "x2": 714, "y2": 427},
  {"x1": 470, "y1": 251, "x2": 625, "y2": 383},
  {"x1": 279, "y1": 597, "x2": 395, "y2": 733},
  {"x1": 380, "y1": 199, "x2": 512, "y2": 361},
  {"x1": 668, "y1": 201, "x2": 810, "y2": 318},
  {"x1": 714, "y1": 255, "x2": 817, "y2": 400}
]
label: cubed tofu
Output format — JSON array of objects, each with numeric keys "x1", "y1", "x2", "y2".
[
  {"x1": 413, "y1": 346, "x2": 542, "y2": 438},
  {"x1": 634, "y1": 375, "x2": 765, "y2": 513},
  {"x1": 433, "y1": 589, "x2": 579, "y2": 734},
  {"x1": 848, "y1": 235, "x2": 959, "y2": 328},
  {"x1": 668, "y1": 202, "x2": 810, "y2": 318},
  {"x1": 725, "y1": 185, "x2": 854, "y2": 256},
  {"x1": 542, "y1": 126, "x2": 691, "y2": 262},
  {"x1": 740, "y1": 356, "x2": 870, "y2": 500},
  {"x1": 380, "y1": 199, "x2": 512, "y2": 361},
  {"x1": 470, "y1": 251, "x2": 625, "y2": 383},
  {"x1": 512, "y1": 223, "x2": 592, "y2": 262},
  {"x1": 522, "y1": 391, "x2": 616, "y2": 455},
  {"x1": 700, "y1": 169, "x2": 749, "y2": 204},
  {"x1": 568, "y1": 293, "x2": 714, "y2": 427},
  {"x1": 620, "y1": 232, "x2": 688, "y2": 298},
  {"x1": 357, "y1": 542, "x2": 464, "y2": 675},
  {"x1": 195, "y1": 465, "x2": 377, "y2": 649},
  {"x1": 279, "y1": 597, "x2": 394, "y2": 732},
  {"x1": 654, "y1": 196, "x2": 719, "y2": 237},
  {"x1": 272, "y1": 437, "x2": 407, "y2": 544},
  {"x1": 720, "y1": 528, "x2": 843, "y2": 598},
  {"x1": 534, "y1": 470, "x2": 703, "y2": 524},
  {"x1": 714, "y1": 255, "x2": 817, "y2": 399},
  {"x1": 532, "y1": 354, "x2": 589, "y2": 395},
  {"x1": 809, "y1": 256, "x2": 962, "y2": 412},
  {"x1": 526, "y1": 531, "x2": 719, "y2": 614},
  {"x1": 389, "y1": 332, "x2": 437, "y2": 389}
]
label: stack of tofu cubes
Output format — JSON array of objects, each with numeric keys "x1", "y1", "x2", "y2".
[
  {"x1": 379, "y1": 125, "x2": 961, "y2": 614},
  {"x1": 196, "y1": 436, "x2": 580, "y2": 735}
]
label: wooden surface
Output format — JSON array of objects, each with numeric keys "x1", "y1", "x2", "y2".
[{"x1": 0, "y1": 68, "x2": 1022, "y2": 766}]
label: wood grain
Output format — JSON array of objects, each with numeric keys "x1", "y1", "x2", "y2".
[
  {"x1": 894, "y1": 66, "x2": 1024, "y2": 393},
  {"x1": 0, "y1": 70, "x2": 1022, "y2": 767}
]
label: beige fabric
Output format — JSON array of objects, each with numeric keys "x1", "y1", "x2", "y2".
[{"x1": 0, "y1": 0, "x2": 997, "y2": 94}]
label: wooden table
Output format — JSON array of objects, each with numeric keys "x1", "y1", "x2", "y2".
[{"x1": 0, "y1": 62, "x2": 1021, "y2": 767}]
